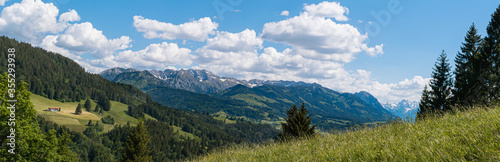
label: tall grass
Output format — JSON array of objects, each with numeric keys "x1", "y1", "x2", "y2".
[{"x1": 195, "y1": 106, "x2": 500, "y2": 161}]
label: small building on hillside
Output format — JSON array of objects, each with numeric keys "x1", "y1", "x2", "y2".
[{"x1": 48, "y1": 107, "x2": 60, "y2": 112}]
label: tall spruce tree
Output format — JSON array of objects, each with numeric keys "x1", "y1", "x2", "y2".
[
  {"x1": 277, "y1": 103, "x2": 316, "y2": 141},
  {"x1": 75, "y1": 103, "x2": 83, "y2": 115},
  {"x1": 430, "y1": 51, "x2": 453, "y2": 112},
  {"x1": 84, "y1": 99, "x2": 92, "y2": 111},
  {"x1": 453, "y1": 23, "x2": 482, "y2": 107},
  {"x1": 417, "y1": 85, "x2": 432, "y2": 119},
  {"x1": 122, "y1": 119, "x2": 151, "y2": 162},
  {"x1": 482, "y1": 4, "x2": 500, "y2": 103},
  {"x1": 432, "y1": 51, "x2": 453, "y2": 111}
]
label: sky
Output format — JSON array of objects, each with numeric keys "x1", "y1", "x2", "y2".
[{"x1": 0, "y1": 0, "x2": 498, "y2": 104}]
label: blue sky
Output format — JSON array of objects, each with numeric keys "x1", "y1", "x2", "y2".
[{"x1": 0, "y1": 0, "x2": 498, "y2": 103}]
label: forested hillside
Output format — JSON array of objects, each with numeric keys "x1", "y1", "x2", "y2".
[{"x1": 0, "y1": 36, "x2": 279, "y2": 161}]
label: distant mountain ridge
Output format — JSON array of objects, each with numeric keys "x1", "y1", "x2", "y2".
[
  {"x1": 383, "y1": 99, "x2": 419, "y2": 120},
  {"x1": 102, "y1": 67, "x2": 317, "y2": 94}
]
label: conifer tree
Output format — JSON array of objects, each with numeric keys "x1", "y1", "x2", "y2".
[
  {"x1": 482, "y1": 4, "x2": 500, "y2": 103},
  {"x1": 122, "y1": 119, "x2": 152, "y2": 162},
  {"x1": 430, "y1": 51, "x2": 453, "y2": 112},
  {"x1": 75, "y1": 103, "x2": 83, "y2": 115},
  {"x1": 88, "y1": 120, "x2": 93, "y2": 126},
  {"x1": 277, "y1": 103, "x2": 316, "y2": 141},
  {"x1": 94, "y1": 104, "x2": 100, "y2": 112},
  {"x1": 417, "y1": 85, "x2": 432, "y2": 119},
  {"x1": 84, "y1": 99, "x2": 92, "y2": 111},
  {"x1": 454, "y1": 23, "x2": 482, "y2": 107}
]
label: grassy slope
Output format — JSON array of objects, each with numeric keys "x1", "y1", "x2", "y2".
[
  {"x1": 31, "y1": 93, "x2": 157, "y2": 133},
  {"x1": 197, "y1": 107, "x2": 500, "y2": 161}
]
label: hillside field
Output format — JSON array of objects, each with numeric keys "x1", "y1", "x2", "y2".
[
  {"x1": 196, "y1": 106, "x2": 500, "y2": 161},
  {"x1": 30, "y1": 93, "x2": 157, "y2": 133}
]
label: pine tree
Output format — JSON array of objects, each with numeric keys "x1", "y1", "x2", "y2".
[
  {"x1": 122, "y1": 119, "x2": 152, "y2": 162},
  {"x1": 430, "y1": 51, "x2": 453, "y2": 112},
  {"x1": 417, "y1": 85, "x2": 432, "y2": 119},
  {"x1": 277, "y1": 103, "x2": 316, "y2": 141},
  {"x1": 482, "y1": 4, "x2": 500, "y2": 103},
  {"x1": 94, "y1": 104, "x2": 100, "y2": 112},
  {"x1": 88, "y1": 120, "x2": 93, "y2": 126},
  {"x1": 453, "y1": 23, "x2": 482, "y2": 107},
  {"x1": 75, "y1": 103, "x2": 83, "y2": 115},
  {"x1": 84, "y1": 99, "x2": 92, "y2": 112}
]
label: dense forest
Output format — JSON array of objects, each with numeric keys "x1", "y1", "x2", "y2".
[{"x1": 0, "y1": 37, "x2": 279, "y2": 161}]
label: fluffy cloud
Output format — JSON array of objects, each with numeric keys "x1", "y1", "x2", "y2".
[
  {"x1": 59, "y1": 9, "x2": 80, "y2": 22},
  {"x1": 202, "y1": 29, "x2": 262, "y2": 52},
  {"x1": 262, "y1": 13, "x2": 383, "y2": 62},
  {"x1": 133, "y1": 16, "x2": 218, "y2": 41},
  {"x1": 0, "y1": 0, "x2": 9, "y2": 6},
  {"x1": 43, "y1": 22, "x2": 132, "y2": 59},
  {"x1": 280, "y1": 10, "x2": 289, "y2": 16},
  {"x1": 304, "y1": 1, "x2": 349, "y2": 21},
  {"x1": 114, "y1": 42, "x2": 195, "y2": 69},
  {"x1": 0, "y1": 0, "x2": 78, "y2": 42}
]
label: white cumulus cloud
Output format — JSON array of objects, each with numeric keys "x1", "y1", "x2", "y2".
[
  {"x1": 114, "y1": 42, "x2": 195, "y2": 70},
  {"x1": 262, "y1": 13, "x2": 383, "y2": 62},
  {"x1": 0, "y1": 0, "x2": 73, "y2": 43},
  {"x1": 280, "y1": 10, "x2": 289, "y2": 16},
  {"x1": 43, "y1": 22, "x2": 132, "y2": 59},
  {"x1": 304, "y1": 1, "x2": 349, "y2": 21},
  {"x1": 133, "y1": 16, "x2": 218, "y2": 41},
  {"x1": 0, "y1": 0, "x2": 9, "y2": 6}
]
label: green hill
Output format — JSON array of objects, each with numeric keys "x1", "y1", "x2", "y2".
[
  {"x1": 215, "y1": 84, "x2": 396, "y2": 129},
  {"x1": 30, "y1": 93, "x2": 157, "y2": 133},
  {"x1": 197, "y1": 106, "x2": 500, "y2": 161}
]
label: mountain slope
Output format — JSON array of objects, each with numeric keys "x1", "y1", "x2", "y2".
[
  {"x1": 111, "y1": 71, "x2": 263, "y2": 119},
  {"x1": 354, "y1": 91, "x2": 394, "y2": 118},
  {"x1": 216, "y1": 84, "x2": 394, "y2": 124}
]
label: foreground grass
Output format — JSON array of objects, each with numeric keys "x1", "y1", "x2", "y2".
[{"x1": 196, "y1": 107, "x2": 500, "y2": 161}]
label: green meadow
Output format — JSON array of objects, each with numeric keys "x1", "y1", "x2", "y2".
[{"x1": 196, "y1": 106, "x2": 500, "y2": 161}]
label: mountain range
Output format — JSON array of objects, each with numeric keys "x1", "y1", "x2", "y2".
[
  {"x1": 101, "y1": 67, "x2": 314, "y2": 94},
  {"x1": 101, "y1": 67, "x2": 397, "y2": 129},
  {"x1": 383, "y1": 99, "x2": 419, "y2": 120}
]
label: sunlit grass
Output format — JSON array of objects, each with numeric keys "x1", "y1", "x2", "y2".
[{"x1": 195, "y1": 106, "x2": 500, "y2": 161}]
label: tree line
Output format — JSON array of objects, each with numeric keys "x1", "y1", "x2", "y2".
[{"x1": 418, "y1": 5, "x2": 500, "y2": 118}]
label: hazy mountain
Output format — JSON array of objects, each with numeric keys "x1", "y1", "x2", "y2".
[{"x1": 383, "y1": 99, "x2": 419, "y2": 120}]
